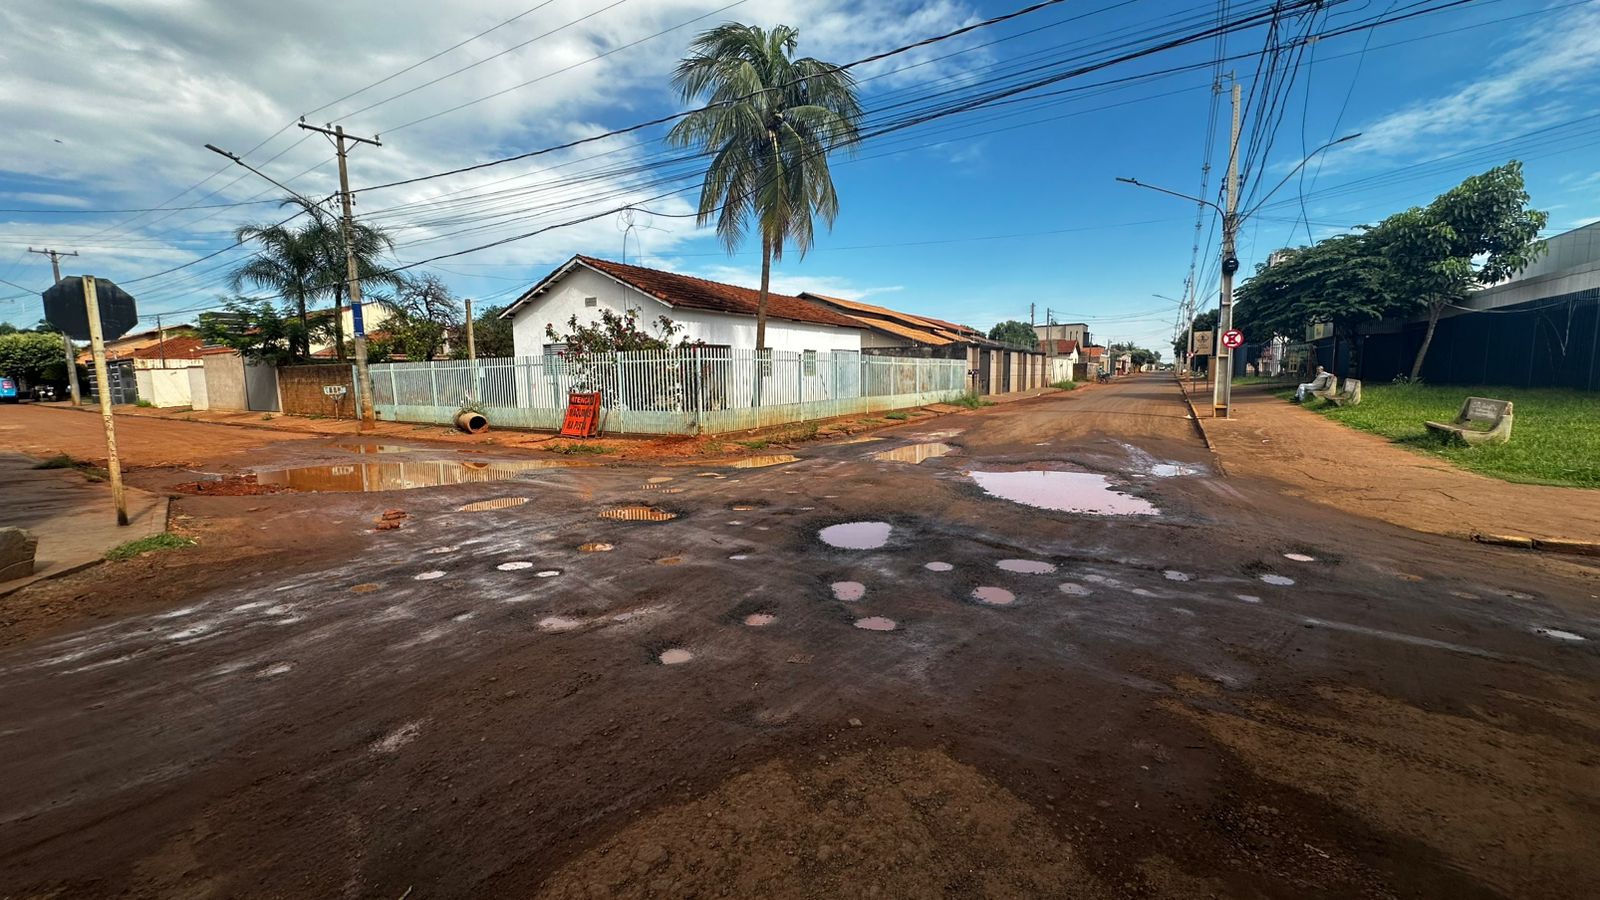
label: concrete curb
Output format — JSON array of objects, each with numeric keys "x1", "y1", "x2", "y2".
[
  {"x1": 1473, "y1": 533, "x2": 1600, "y2": 559},
  {"x1": 1172, "y1": 375, "x2": 1218, "y2": 451}
]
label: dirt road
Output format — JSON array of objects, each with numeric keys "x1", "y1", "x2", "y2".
[{"x1": 2, "y1": 377, "x2": 1597, "y2": 898}]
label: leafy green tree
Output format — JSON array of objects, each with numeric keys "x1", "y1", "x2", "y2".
[
  {"x1": 377, "y1": 273, "x2": 462, "y2": 362},
  {"x1": 198, "y1": 298, "x2": 317, "y2": 366},
  {"x1": 545, "y1": 308, "x2": 688, "y2": 356},
  {"x1": 988, "y1": 320, "x2": 1038, "y2": 349},
  {"x1": 1108, "y1": 341, "x2": 1161, "y2": 367},
  {"x1": 0, "y1": 331, "x2": 70, "y2": 383},
  {"x1": 667, "y1": 23, "x2": 863, "y2": 352},
  {"x1": 451, "y1": 303, "x2": 515, "y2": 359},
  {"x1": 1380, "y1": 162, "x2": 1547, "y2": 379}
]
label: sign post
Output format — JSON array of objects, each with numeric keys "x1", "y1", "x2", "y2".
[{"x1": 82, "y1": 277, "x2": 129, "y2": 526}]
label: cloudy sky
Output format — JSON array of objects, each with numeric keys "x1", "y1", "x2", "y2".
[{"x1": 3, "y1": 0, "x2": 1598, "y2": 354}]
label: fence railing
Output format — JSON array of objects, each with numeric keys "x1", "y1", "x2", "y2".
[{"x1": 362, "y1": 348, "x2": 969, "y2": 434}]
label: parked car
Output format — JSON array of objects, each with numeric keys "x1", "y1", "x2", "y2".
[
  {"x1": 0, "y1": 376, "x2": 20, "y2": 403},
  {"x1": 31, "y1": 384, "x2": 58, "y2": 402}
]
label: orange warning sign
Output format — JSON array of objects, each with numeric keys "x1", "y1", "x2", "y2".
[{"x1": 559, "y1": 390, "x2": 603, "y2": 438}]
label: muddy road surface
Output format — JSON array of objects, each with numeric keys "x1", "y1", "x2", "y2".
[{"x1": 2, "y1": 378, "x2": 1598, "y2": 898}]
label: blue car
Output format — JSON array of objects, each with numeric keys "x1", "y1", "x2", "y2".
[{"x1": 0, "y1": 376, "x2": 18, "y2": 403}]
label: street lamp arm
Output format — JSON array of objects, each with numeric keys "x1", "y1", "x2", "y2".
[
  {"x1": 1115, "y1": 177, "x2": 1224, "y2": 216},
  {"x1": 204, "y1": 144, "x2": 334, "y2": 222},
  {"x1": 1240, "y1": 132, "x2": 1361, "y2": 221}
]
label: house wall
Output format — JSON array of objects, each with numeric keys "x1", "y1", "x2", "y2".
[
  {"x1": 279, "y1": 364, "x2": 357, "y2": 417},
  {"x1": 203, "y1": 353, "x2": 248, "y2": 410},
  {"x1": 135, "y1": 367, "x2": 193, "y2": 407},
  {"x1": 308, "y1": 302, "x2": 399, "y2": 356},
  {"x1": 1034, "y1": 323, "x2": 1090, "y2": 346},
  {"x1": 188, "y1": 366, "x2": 209, "y2": 410},
  {"x1": 509, "y1": 267, "x2": 861, "y2": 358}
]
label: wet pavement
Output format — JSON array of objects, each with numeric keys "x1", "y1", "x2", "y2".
[{"x1": 2, "y1": 377, "x2": 1598, "y2": 899}]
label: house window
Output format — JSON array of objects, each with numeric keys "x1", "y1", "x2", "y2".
[
  {"x1": 802, "y1": 350, "x2": 817, "y2": 377},
  {"x1": 584, "y1": 297, "x2": 598, "y2": 308}
]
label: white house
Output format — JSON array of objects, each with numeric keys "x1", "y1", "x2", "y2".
[{"x1": 500, "y1": 255, "x2": 864, "y2": 356}]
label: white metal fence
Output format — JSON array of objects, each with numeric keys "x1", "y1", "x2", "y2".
[{"x1": 364, "y1": 348, "x2": 969, "y2": 435}]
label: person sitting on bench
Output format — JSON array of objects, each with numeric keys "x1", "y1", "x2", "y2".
[{"x1": 1294, "y1": 366, "x2": 1334, "y2": 402}]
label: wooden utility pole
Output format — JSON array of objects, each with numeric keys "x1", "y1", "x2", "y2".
[
  {"x1": 81, "y1": 276, "x2": 129, "y2": 525},
  {"x1": 465, "y1": 298, "x2": 476, "y2": 361},
  {"x1": 29, "y1": 247, "x2": 82, "y2": 405},
  {"x1": 298, "y1": 121, "x2": 381, "y2": 430},
  {"x1": 1212, "y1": 80, "x2": 1242, "y2": 419}
]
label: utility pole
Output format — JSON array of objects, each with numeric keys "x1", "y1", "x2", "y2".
[
  {"x1": 298, "y1": 121, "x2": 382, "y2": 430},
  {"x1": 156, "y1": 314, "x2": 166, "y2": 366},
  {"x1": 1213, "y1": 80, "x2": 1242, "y2": 418},
  {"x1": 29, "y1": 247, "x2": 82, "y2": 405},
  {"x1": 81, "y1": 276, "x2": 129, "y2": 525},
  {"x1": 464, "y1": 298, "x2": 477, "y2": 404}
]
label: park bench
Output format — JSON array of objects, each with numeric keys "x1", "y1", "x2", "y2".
[
  {"x1": 1425, "y1": 397, "x2": 1514, "y2": 446},
  {"x1": 1314, "y1": 377, "x2": 1362, "y2": 406}
]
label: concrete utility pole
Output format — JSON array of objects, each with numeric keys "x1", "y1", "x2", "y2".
[
  {"x1": 297, "y1": 121, "x2": 382, "y2": 430},
  {"x1": 464, "y1": 297, "x2": 477, "y2": 404},
  {"x1": 1213, "y1": 80, "x2": 1242, "y2": 418},
  {"x1": 81, "y1": 276, "x2": 129, "y2": 525},
  {"x1": 28, "y1": 247, "x2": 82, "y2": 404}
]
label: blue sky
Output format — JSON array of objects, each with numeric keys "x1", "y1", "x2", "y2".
[{"x1": 3, "y1": 0, "x2": 1598, "y2": 356}]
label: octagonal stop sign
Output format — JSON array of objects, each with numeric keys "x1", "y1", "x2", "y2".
[{"x1": 42, "y1": 276, "x2": 139, "y2": 342}]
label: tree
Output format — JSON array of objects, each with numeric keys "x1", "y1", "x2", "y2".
[
  {"x1": 198, "y1": 298, "x2": 315, "y2": 366},
  {"x1": 1381, "y1": 162, "x2": 1547, "y2": 379},
  {"x1": 988, "y1": 320, "x2": 1038, "y2": 348},
  {"x1": 667, "y1": 23, "x2": 862, "y2": 352},
  {"x1": 375, "y1": 274, "x2": 463, "y2": 362},
  {"x1": 305, "y1": 212, "x2": 403, "y2": 361},
  {"x1": 1233, "y1": 232, "x2": 1396, "y2": 371},
  {"x1": 451, "y1": 303, "x2": 515, "y2": 359},
  {"x1": 0, "y1": 331, "x2": 70, "y2": 383},
  {"x1": 1108, "y1": 342, "x2": 1161, "y2": 367},
  {"x1": 545, "y1": 308, "x2": 689, "y2": 356}
]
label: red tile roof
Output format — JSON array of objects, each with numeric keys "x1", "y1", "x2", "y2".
[
  {"x1": 508, "y1": 256, "x2": 863, "y2": 330},
  {"x1": 799, "y1": 292, "x2": 984, "y2": 345},
  {"x1": 128, "y1": 336, "x2": 204, "y2": 360},
  {"x1": 1040, "y1": 339, "x2": 1079, "y2": 354}
]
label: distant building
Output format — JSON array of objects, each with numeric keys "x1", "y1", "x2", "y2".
[{"x1": 1033, "y1": 322, "x2": 1091, "y2": 347}]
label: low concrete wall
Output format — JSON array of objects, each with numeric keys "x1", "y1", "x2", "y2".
[
  {"x1": 188, "y1": 367, "x2": 209, "y2": 410},
  {"x1": 279, "y1": 364, "x2": 355, "y2": 417},
  {"x1": 203, "y1": 353, "x2": 248, "y2": 410}
]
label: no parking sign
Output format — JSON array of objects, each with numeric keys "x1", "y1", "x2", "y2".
[{"x1": 1221, "y1": 329, "x2": 1244, "y2": 349}]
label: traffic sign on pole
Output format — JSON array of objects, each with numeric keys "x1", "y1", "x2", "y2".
[{"x1": 1221, "y1": 329, "x2": 1244, "y2": 349}]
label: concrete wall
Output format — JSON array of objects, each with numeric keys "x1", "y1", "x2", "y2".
[
  {"x1": 510, "y1": 266, "x2": 862, "y2": 358},
  {"x1": 203, "y1": 353, "x2": 248, "y2": 410},
  {"x1": 187, "y1": 366, "x2": 209, "y2": 410},
  {"x1": 244, "y1": 361, "x2": 280, "y2": 412},
  {"x1": 279, "y1": 364, "x2": 356, "y2": 417},
  {"x1": 136, "y1": 368, "x2": 192, "y2": 407}
]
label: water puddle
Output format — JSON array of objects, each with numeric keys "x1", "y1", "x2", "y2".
[
  {"x1": 1533, "y1": 626, "x2": 1585, "y2": 642},
  {"x1": 1163, "y1": 570, "x2": 1191, "y2": 582},
  {"x1": 659, "y1": 648, "x2": 694, "y2": 664},
  {"x1": 1282, "y1": 552, "x2": 1316, "y2": 563},
  {"x1": 258, "y1": 662, "x2": 293, "y2": 678},
  {"x1": 968, "y1": 470, "x2": 1157, "y2": 516},
  {"x1": 1058, "y1": 582, "x2": 1091, "y2": 596},
  {"x1": 579, "y1": 542, "x2": 614, "y2": 552},
  {"x1": 239, "y1": 459, "x2": 589, "y2": 492},
  {"x1": 461, "y1": 497, "x2": 529, "y2": 511},
  {"x1": 744, "y1": 613, "x2": 776, "y2": 627},
  {"x1": 334, "y1": 442, "x2": 412, "y2": 454},
  {"x1": 972, "y1": 586, "x2": 1016, "y2": 606},
  {"x1": 833, "y1": 436, "x2": 884, "y2": 445},
  {"x1": 496, "y1": 561, "x2": 534, "y2": 571},
  {"x1": 641, "y1": 484, "x2": 685, "y2": 493},
  {"x1": 853, "y1": 617, "x2": 897, "y2": 631},
  {"x1": 1259, "y1": 574, "x2": 1295, "y2": 586},
  {"x1": 819, "y1": 521, "x2": 892, "y2": 549},
  {"x1": 599, "y1": 505, "x2": 677, "y2": 522},
  {"x1": 997, "y1": 559, "x2": 1055, "y2": 575},
  {"x1": 831, "y1": 581, "x2": 866, "y2": 602},
  {"x1": 1146, "y1": 463, "x2": 1202, "y2": 477},
  {"x1": 414, "y1": 570, "x2": 446, "y2": 581},
  {"x1": 535, "y1": 569, "x2": 561, "y2": 578},
  {"x1": 728, "y1": 553, "x2": 750, "y2": 560},
  {"x1": 647, "y1": 476, "x2": 674, "y2": 484},
  {"x1": 538, "y1": 616, "x2": 584, "y2": 632},
  {"x1": 655, "y1": 556, "x2": 683, "y2": 566},
  {"x1": 1236, "y1": 594, "x2": 1262, "y2": 603},
  {"x1": 873, "y1": 442, "x2": 955, "y2": 464},
  {"x1": 350, "y1": 583, "x2": 381, "y2": 593},
  {"x1": 729, "y1": 455, "x2": 799, "y2": 468},
  {"x1": 924, "y1": 561, "x2": 953, "y2": 572}
]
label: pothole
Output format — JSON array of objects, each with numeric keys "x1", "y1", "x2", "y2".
[
  {"x1": 1283, "y1": 552, "x2": 1316, "y2": 562},
  {"x1": 659, "y1": 648, "x2": 694, "y2": 664},
  {"x1": 496, "y1": 561, "x2": 535, "y2": 571},
  {"x1": 1058, "y1": 582, "x2": 1091, "y2": 596},
  {"x1": 969, "y1": 470, "x2": 1157, "y2": 516},
  {"x1": 1163, "y1": 570, "x2": 1192, "y2": 581},
  {"x1": 743, "y1": 613, "x2": 776, "y2": 627},
  {"x1": 819, "y1": 521, "x2": 892, "y2": 549},
  {"x1": 599, "y1": 505, "x2": 677, "y2": 522},
  {"x1": 1533, "y1": 626, "x2": 1585, "y2": 641},
  {"x1": 729, "y1": 455, "x2": 799, "y2": 468},
  {"x1": 924, "y1": 561, "x2": 954, "y2": 572},
  {"x1": 460, "y1": 497, "x2": 530, "y2": 512},
  {"x1": 873, "y1": 442, "x2": 956, "y2": 464},
  {"x1": 1259, "y1": 574, "x2": 1295, "y2": 586},
  {"x1": 997, "y1": 559, "x2": 1055, "y2": 574},
  {"x1": 972, "y1": 586, "x2": 1016, "y2": 606},
  {"x1": 579, "y1": 542, "x2": 614, "y2": 552},
  {"x1": 853, "y1": 616, "x2": 897, "y2": 631},
  {"x1": 831, "y1": 581, "x2": 866, "y2": 602},
  {"x1": 538, "y1": 616, "x2": 584, "y2": 632},
  {"x1": 413, "y1": 570, "x2": 446, "y2": 581},
  {"x1": 350, "y1": 583, "x2": 381, "y2": 593}
]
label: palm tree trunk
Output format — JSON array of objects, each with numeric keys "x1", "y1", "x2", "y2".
[
  {"x1": 1409, "y1": 299, "x2": 1442, "y2": 381},
  {"x1": 298, "y1": 298, "x2": 311, "y2": 361},
  {"x1": 753, "y1": 233, "x2": 772, "y2": 407}
]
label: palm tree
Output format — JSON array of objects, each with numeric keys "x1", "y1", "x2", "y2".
[
  {"x1": 230, "y1": 216, "x2": 322, "y2": 360},
  {"x1": 306, "y1": 215, "x2": 403, "y2": 361},
  {"x1": 667, "y1": 23, "x2": 862, "y2": 351}
]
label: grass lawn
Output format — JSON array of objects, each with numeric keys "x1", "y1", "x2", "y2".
[{"x1": 1280, "y1": 383, "x2": 1600, "y2": 488}]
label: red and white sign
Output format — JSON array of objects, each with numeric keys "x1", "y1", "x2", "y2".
[{"x1": 1221, "y1": 329, "x2": 1244, "y2": 349}]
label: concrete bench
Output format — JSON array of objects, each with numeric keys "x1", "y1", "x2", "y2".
[
  {"x1": 1318, "y1": 377, "x2": 1362, "y2": 407},
  {"x1": 1425, "y1": 397, "x2": 1514, "y2": 446}
]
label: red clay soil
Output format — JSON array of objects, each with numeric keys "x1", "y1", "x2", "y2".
[{"x1": 1202, "y1": 385, "x2": 1600, "y2": 544}]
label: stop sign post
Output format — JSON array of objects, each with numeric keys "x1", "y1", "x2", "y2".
[{"x1": 40, "y1": 276, "x2": 134, "y2": 526}]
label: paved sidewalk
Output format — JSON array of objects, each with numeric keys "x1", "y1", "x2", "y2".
[
  {"x1": 1202, "y1": 386, "x2": 1600, "y2": 546},
  {"x1": 0, "y1": 454, "x2": 168, "y2": 595}
]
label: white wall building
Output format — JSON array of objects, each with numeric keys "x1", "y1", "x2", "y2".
[{"x1": 502, "y1": 256, "x2": 864, "y2": 357}]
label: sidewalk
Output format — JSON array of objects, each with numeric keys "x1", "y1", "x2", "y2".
[
  {"x1": 0, "y1": 453, "x2": 168, "y2": 595},
  {"x1": 1200, "y1": 387, "x2": 1600, "y2": 547}
]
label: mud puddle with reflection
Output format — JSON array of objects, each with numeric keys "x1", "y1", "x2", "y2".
[
  {"x1": 729, "y1": 455, "x2": 800, "y2": 468},
  {"x1": 236, "y1": 459, "x2": 590, "y2": 493},
  {"x1": 334, "y1": 442, "x2": 413, "y2": 454},
  {"x1": 968, "y1": 470, "x2": 1157, "y2": 516},
  {"x1": 819, "y1": 521, "x2": 892, "y2": 549},
  {"x1": 873, "y1": 442, "x2": 956, "y2": 464},
  {"x1": 460, "y1": 497, "x2": 529, "y2": 511},
  {"x1": 599, "y1": 505, "x2": 677, "y2": 522}
]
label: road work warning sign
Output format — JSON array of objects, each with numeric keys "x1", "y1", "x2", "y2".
[{"x1": 560, "y1": 391, "x2": 603, "y2": 438}]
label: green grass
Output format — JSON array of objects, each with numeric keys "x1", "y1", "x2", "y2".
[
  {"x1": 546, "y1": 441, "x2": 613, "y2": 455},
  {"x1": 106, "y1": 532, "x2": 195, "y2": 561},
  {"x1": 1233, "y1": 374, "x2": 1292, "y2": 386},
  {"x1": 135, "y1": 399, "x2": 154, "y2": 408},
  {"x1": 1051, "y1": 380, "x2": 1079, "y2": 391},
  {"x1": 33, "y1": 453, "x2": 107, "y2": 481},
  {"x1": 884, "y1": 411, "x2": 911, "y2": 420},
  {"x1": 952, "y1": 392, "x2": 994, "y2": 409},
  {"x1": 1285, "y1": 383, "x2": 1600, "y2": 488},
  {"x1": 736, "y1": 439, "x2": 770, "y2": 450}
]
